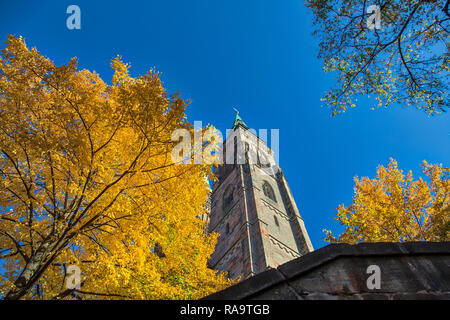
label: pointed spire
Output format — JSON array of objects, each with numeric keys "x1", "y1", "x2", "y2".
[{"x1": 231, "y1": 108, "x2": 248, "y2": 130}]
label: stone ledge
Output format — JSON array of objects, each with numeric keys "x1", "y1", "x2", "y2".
[
  {"x1": 278, "y1": 241, "x2": 450, "y2": 280},
  {"x1": 203, "y1": 268, "x2": 285, "y2": 300},
  {"x1": 202, "y1": 241, "x2": 450, "y2": 300}
]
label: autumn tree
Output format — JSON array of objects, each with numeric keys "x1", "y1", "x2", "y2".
[
  {"x1": 306, "y1": 0, "x2": 449, "y2": 115},
  {"x1": 325, "y1": 159, "x2": 449, "y2": 243},
  {"x1": 0, "y1": 35, "x2": 233, "y2": 300}
]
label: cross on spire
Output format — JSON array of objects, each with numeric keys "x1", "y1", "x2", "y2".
[{"x1": 231, "y1": 107, "x2": 248, "y2": 130}]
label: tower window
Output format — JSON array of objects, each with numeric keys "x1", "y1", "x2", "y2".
[
  {"x1": 274, "y1": 215, "x2": 279, "y2": 227},
  {"x1": 223, "y1": 185, "x2": 234, "y2": 209},
  {"x1": 244, "y1": 142, "x2": 250, "y2": 164},
  {"x1": 257, "y1": 147, "x2": 271, "y2": 168},
  {"x1": 234, "y1": 136, "x2": 238, "y2": 165},
  {"x1": 223, "y1": 142, "x2": 227, "y2": 164},
  {"x1": 262, "y1": 181, "x2": 277, "y2": 203},
  {"x1": 226, "y1": 223, "x2": 230, "y2": 234}
]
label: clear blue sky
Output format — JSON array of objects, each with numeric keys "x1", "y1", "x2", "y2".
[{"x1": 1, "y1": 0, "x2": 448, "y2": 249}]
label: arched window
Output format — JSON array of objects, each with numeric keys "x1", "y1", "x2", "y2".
[
  {"x1": 257, "y1": 148, "x2": 271, "y2": 168},
  {"x1": 226, "y1": 223, "x2": 230, "y2": 234},
  {"x1": 233, "y1": 136, "x2": 238, "y2": 165},
  {"x1": 223, "y1": 185, "x2": 234, "y2": 209},
  {"x1": 262, "y1": 181, "x2": 276, "y2": 203},
  {"x1": 244, "y1": 142, "x2": 250, "y2": 163},
  {"x1": 222, "y1": 143, "x2": 227, "y2": 165},
  {"x1": 274, "y1": 215, "x2": 279, "y2": 227}
]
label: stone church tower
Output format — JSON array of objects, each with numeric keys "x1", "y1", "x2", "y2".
[{"x1": 208, "y1": 113, "x2": 314, "y2": 280}]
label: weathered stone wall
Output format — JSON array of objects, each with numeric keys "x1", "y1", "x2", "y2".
[
  {"x1": 209, "y1": 164, "x2": 249, "y2": 279},
  {"x1": 204, "y1": 242, "x2": 450, "y2": 300}
]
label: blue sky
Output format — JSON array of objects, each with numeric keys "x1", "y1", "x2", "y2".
[{"x1": 1, "y1": 0, "x2": 448, "y2": 249}]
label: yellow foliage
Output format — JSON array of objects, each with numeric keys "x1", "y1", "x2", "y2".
[
  {"x1": 325, "y1": 158, "x2": 449, "y2": 244},
  {"x1": 0, "y1": 35, "x2": 234, "y2": 299}
]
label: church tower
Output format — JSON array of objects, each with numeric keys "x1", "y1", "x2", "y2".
[{"x1": 208, "y1": 113, "x2": 313, "y2": 280}]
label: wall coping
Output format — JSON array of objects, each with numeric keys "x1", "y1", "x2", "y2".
[{"x1": 203, "y1": 241, "x2": 450, "y2": 300}]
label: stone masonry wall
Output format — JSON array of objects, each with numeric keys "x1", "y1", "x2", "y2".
[{"x1": 204, "y1": 242, "x2": 450, "y2": 300}]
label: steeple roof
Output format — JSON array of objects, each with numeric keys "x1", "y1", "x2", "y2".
[{"x1": 231, "y1": 109, "x2": 248, "y2": 130}]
